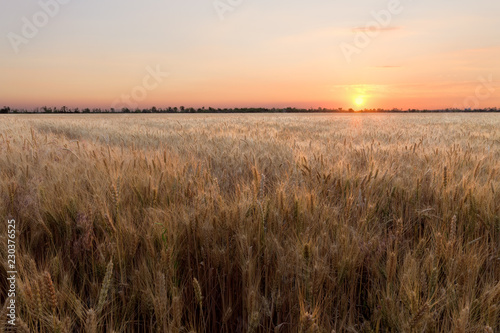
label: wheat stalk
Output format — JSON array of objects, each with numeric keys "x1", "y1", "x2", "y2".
[
  {"x1": 43, "y1": 272, "x2": 57, "y2": 313},
  {"x1": 85, "y1": 309, "x2": 97, "y2": 333},
  {"x1": 192, "y1": 278, "x2": 203, "y2": 309},
  {"x1": 96, "y1": 260, "x2": 114, "y2": 314}
]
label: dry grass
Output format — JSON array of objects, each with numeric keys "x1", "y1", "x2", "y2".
[{"x1": 0, "y1": 113, "x2": 499, "y2": 332}]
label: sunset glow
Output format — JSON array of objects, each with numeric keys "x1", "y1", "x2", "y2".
[
  {"x1": 1, "y1": 1, "x2": 499, "y2": 110},
  {"x1": 355, "y1": 96, "x2": 365, "y2": 107}
]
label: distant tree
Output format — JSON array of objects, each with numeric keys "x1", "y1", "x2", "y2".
[{"x1": 0, "y1": 106, "x2": 10, "y2": 113}]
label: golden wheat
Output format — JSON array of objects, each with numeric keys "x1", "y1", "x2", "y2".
[{"x1": 0, "y1": 113, "x2": 498, "y2": 332}]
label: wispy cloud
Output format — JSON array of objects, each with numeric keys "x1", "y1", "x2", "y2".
[
  {"x1": 351, "y1": 26, "x2": 402, "y2": 33},
  {"x1": 329, "y1": 84, "x2": 390, "y2": 95}
]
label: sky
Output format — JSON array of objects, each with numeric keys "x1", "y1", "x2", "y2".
[{"x1": 1, "y1": 0, "x2": 499, "y2": 110}]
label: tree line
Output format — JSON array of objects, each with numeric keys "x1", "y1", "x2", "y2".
[{"x1": 1, "y1": 106, "x2": 499, "y2": 114}]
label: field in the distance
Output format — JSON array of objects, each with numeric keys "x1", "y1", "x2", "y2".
[{"x1": 0, "y1": 113, "x2": 499, "y2": 332}]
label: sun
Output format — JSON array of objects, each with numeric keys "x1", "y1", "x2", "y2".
[{"x1": 355, "y1": 96, "x2": 365, "y2": 107}]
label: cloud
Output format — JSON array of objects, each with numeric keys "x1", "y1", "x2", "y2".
[
  {"x1": 329, "y1": 84, "x2": 390, "y2": 95},
  {"x1": 351, "y1": 26, "x2": 401, "y2": 33},
  {"x1": 372, "y1": 66, "x2": 401, "y2": 68}
]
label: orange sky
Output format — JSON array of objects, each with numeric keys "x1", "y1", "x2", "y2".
[{"x1": 1, "y1": 1, "x2": 499, "y2": 110}]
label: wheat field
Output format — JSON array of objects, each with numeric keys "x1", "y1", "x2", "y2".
[{"x1": 0, "y1": 113, "x2": 499, "y2": 332}]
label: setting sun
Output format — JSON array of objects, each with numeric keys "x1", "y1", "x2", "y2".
[{"x1": 355, "y1": 96, "x2": 365, "y2": 107}]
